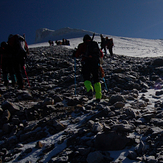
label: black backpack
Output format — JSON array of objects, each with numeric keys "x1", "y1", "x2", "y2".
[
  {"x1": 85, "y1": 41, "x2": 101, "y2": 64},
  {"x1": 8, "y1": 34, "x2": 27, "y2": 63}
]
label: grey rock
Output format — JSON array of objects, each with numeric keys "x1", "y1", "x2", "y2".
[
  {"x1": 17, "y1": 90, "x2": 33, "y2": 100},
  {"x1": 52, "y1": 120, "x2": 66, "y2": 131},
  {"x1": 134, "y1": 140, "x2": 146, "y2": 155},
  {"x1": 2, "y1": 123, "x2": 11, "y2": 133},
  {"x1": 94, "y1": 132, "x2": 131, "y2": 150},
  {"x1": 2, "y1": 101, "x2": 20, "y2": 114},
  {"x1": 109, "y1": 94, "x2": 125, "y2": 104},
  {"x1": 114, "y1": 101, "x2": 125, "y2": 108},
  {"x1": 92, "y1": 122, "x2": 103, "y2": 133},
  {"x1": 112, "y1": 123, "x2": 135, "y2": 133},
  {"x1": 77, "y1": 147, "x2": 91, "y2": 156},
  {"x1": 152, "y1": 58, "x2": 163, "y2": 66},
  {"x1": 2, "y1": 109, "x2": 11, "y2": 123},
  {"x1": 146, "y1": 156, "x2": 157, "y2": 163},
  {"x1": 127, "y1": 150, "x2": 137, "y2": 160},
  {"x1": 87, "y1": 151, "x2": 103, "y2": 163}
]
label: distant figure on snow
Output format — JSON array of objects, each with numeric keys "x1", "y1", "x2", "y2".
[
  {"x1": 48, "y1": 40, "x2": 54, "y2": 46},
  {"x1": 55, "y1": 39, "x2": 70, "y2": 45},
  {"x1": 55, "y1": 40, "x2": 61, "y2": 45},
  {"x1": 62, "y1": 38, "x2": 70, "y2": 45},
  {"x1": 106, "y1": 37, "x2": 114, "y2": 57},
  {"x1": 100, "y1": 34, "x2": 107, "y2": 56}
]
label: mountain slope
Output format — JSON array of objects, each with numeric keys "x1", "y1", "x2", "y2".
[
  {"x1": 1, "y1": 45, "x2": 163, "y2": 163},
  {"x1": 32, "y1": 27, "x2": 163, "y2": 58}
]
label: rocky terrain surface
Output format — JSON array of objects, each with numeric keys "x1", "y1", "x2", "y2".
[{"x1": 1, "y1": 45, "x2": 163, "y2": 162}]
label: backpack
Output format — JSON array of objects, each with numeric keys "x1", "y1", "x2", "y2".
[
  {"x1": 106, "y1": 38, "x2": 114, "y2": 48},
  {"x1": 85, "y1": 41, "x2": 101, "y2": 64},
  {"x1": 0, "y1": 42, "x2": 13, "y2": 60},
  {"x1": 8, "y1": 34, "x2": 27, "y2": 63}
]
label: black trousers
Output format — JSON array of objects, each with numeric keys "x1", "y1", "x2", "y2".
[
  {"x1": 2, "y1": 58, "x2": 16, "y2": 85},
  {"x1": 108, "y1": 48, "x2": 113, "y2": 56},
  {"x1": 82, "y1": 61, "x2": 99, "y2": 84},
  {"x1": 13, "y1": 59, "x2": 24, "y2": 86}
]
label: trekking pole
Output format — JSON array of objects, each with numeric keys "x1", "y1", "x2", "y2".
[
  {"x1": 99, "y1": 65, "x2": 108, "y2": 91},
  {"x1": 23, "y1": 66, "x2": 30, "y2": 87},
  {"x1": 103, "y1": 77, "x2": 108, "y2": 91},
  {"x1": 91, "y1": 33, "x2": 95, "y2": 41},
  {"x1": 74, "y1": 57, "x2": 77, "y2": 96}
]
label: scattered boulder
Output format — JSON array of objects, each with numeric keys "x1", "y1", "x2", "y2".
[{"x1": 94, "y1": 132, "x2": 131, "y2": 150}]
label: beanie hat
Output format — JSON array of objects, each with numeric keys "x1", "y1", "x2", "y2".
[{"x1": 83, "y1": 34, "x2": 91, "y2": 42}]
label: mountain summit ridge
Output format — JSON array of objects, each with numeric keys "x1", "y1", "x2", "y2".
[{"x1": 35, "y1": 27, "x2": 97, "y2": 43}]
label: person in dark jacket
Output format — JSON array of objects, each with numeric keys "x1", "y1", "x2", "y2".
[
  {"x1": 0, "y1": 42, "x2": 16, "y2": 87},
  {"x1": 74, "y1": 34, "x2": 104, "y2": 100},
  {"x1": 8, "y1": 34, "x2": 27, "y2": 89},
  {"x1": 106, "y1": 37, "x2": 114, "y2": 57},
  {"x1": 100, "y1": 34, "x2": 107, "y2": 56}
]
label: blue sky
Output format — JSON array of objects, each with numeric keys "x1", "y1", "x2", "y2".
[{"x1": 1, "y1": 0, "x2": 163, "y2": 45}]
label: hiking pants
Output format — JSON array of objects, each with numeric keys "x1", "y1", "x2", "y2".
[
  {"x1": 108, "y1": 47, "x2": 113, "y2": 56},
  {"x1": 82, "y1": 61, "x2": 102, "y2": 99},
  {"x1": 2, "y1": 58, "x2": 16, "y2": 86},
  {"x1": 82, "y1": 62, "x2": 99, "y2": 83},
  {"x1": 101, "y1": 46, "x2": 107, "y2": 55},
  {"x1": 13, "y1": 59, "x2": 24, "y2": 87}
]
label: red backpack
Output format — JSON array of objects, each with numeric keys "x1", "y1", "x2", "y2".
[{"x1": 106, "y1": 38, "x2": 114, "y2": 48}]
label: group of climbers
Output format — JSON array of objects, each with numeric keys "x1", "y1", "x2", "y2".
[
  {"x1": 48, "y1": 40, "x2": 54, "y2": 46},
  {"x1": 55, "y1": 38, "x2": 70, "y2": 45},
  {"x1": 100, "y1": 34, "x2": 114, "y2": 56},
  {"x1": 0, "y1": 34, "x2": 29, "y2": 89},
  {"x1": 0, "y1": 32, "x2": 111, "y2": 102}
]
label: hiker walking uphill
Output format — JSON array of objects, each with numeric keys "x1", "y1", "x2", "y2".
[
  {"x1": 74, "y1": 34, "x2": 104, "y2": 101},
  {"x1": 100, "y1": 34, "x2": 107, "y2": 56},
  {"x1": 0, "y1": 42, "x2": 16, "y2": 87},
  {"x1": 8, "y1": 34, "x2": 28, "y2": 89},
  {"x1": 106, "y1": 37, "x2": 114, "y2": 57}
]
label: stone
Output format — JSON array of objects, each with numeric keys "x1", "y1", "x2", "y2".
[
  {"x1": 92, "y1": 122, "x2": 103, "y2": 133},
  {"x1": 87, "y1": 151, "x2": 103, "y2": 163},
  {"x1": 2, "y1": 101, "x2": 20, "y2": 114},
  {"x1": 94, "y1": 132, "x2": 131, "y2": 150},
  {"x1": 109, "y1": 94, "x2": 125, "y2": 105}
]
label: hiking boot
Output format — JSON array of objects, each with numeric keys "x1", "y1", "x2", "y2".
[
  {"x1": 4, "y1": 81, "x2": 9, "y2": 87},
  {"x1": 95, "y1": 99, "x2": 101, "y2": 103},
  {"x1": 18, "y1": 85, "x2": 24, "y2": 89},
  {"x1": 12, "y1": 82, "x2": 16, "y2": 88}
]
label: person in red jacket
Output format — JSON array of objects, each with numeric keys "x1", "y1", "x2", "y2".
[{"x1": 74, "y1": 34, "x2": 104, "y2": 101}]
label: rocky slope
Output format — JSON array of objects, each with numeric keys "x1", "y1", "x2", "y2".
[{"x1": 1, "y1": 45, "x2": 163, "y2": 162}]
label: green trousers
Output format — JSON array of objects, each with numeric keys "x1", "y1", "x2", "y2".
[{"x1": 84, "y1": 80, "x2": 102, "y2": 99}]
